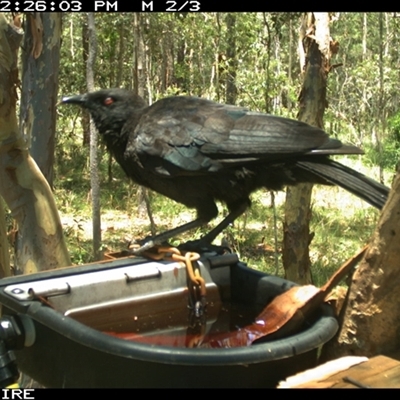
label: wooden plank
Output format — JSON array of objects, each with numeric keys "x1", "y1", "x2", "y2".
[
  {"x1": 363, "y1": 364, "x2": 400, "y2": 388},
  {"x1": 330, "y1": 355, "x2": 400, "y2": 388},
  {"x1": 283, "y1": 355, "x2": 400, "y2": 388},
  {"x1": 278, "y1": 356, "x2": 368, "y2": 388}
]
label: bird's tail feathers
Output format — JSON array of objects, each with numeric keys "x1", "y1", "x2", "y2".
[{"x1": 297, "y1": 160, "x2": 389, "y2": 210}]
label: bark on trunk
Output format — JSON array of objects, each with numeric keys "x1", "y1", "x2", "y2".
[
  {"x1": 0, "y1": 14, "x2": 70, "y2": 275},
  {"x1": 283, "y1": 13, "x2": 331, "y2": 284}
]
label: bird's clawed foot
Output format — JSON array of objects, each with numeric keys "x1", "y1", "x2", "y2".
[{"x1": 127, "y1": 236, "x2": 172, "y2": 255}]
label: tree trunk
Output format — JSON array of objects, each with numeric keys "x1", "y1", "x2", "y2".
[
  {"x1": 377, "y1": 12, "x2": 385, "y2": 184},
  {"x1": 263, "y1": 14, "x2": 272, "y2": 113},
  {"x1": 283, "y1": 13, "x2": 332, "y2": 284},
  {"x1": 321, "y1": 168, "x2": 400, "y2": 360},
  {"x1": 362, "y1": 13, "x2": 367, "y2": 60},
  {"x1": 132, "y1": 13, "x2": 155, "y2": 231},
  {"x1": 115, "y1": 23, "x2": 125, "y2": 88},
  {"x1": 81, "y1": 18, "x2": 90, "y2": 146},
  {"x1": 287, "y1": 18, "x2": 294, "y2": 113},
  {"x1": 0, "y1": 14, "x2": 70, "y2": 275},
  {"x1": 19, "y1": 13, "x2": 62, "y2": 187},
  {"x1": 86, "y1": 13, "x2": 101, "y2": 261},
  {"x1": 0, "y1": 199, "x2": 11, "y2": 278},
  {"x1": 133, "y1": 13, "x2": 147, "y2": 100},
  {"x1": 225, "y1": 13, "x2": 237, "y2": 105}
]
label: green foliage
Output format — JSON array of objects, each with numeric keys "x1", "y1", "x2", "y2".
[
  {"x1": 363, "y1": 140, "x2": 400, "y2": 170},
  {"x1": 388, "y1": 111, "x2": 400, "y2": 141},
  {"x1": 362, "y1": 111, "x2": 400, "y2": 170}
]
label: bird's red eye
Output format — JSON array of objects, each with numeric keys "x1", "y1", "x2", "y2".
[{"x1": 104, "y1": 97, "x2": 114, "y2": 106}]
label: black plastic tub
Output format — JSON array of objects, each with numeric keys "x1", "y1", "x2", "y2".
[{"x1": 0, "y1": 253, "x2": 338, "y2": 388}]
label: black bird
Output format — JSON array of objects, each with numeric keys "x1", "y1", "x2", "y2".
[{"x1": 62, "y1": 88, "x2": 389, "y2": 252}]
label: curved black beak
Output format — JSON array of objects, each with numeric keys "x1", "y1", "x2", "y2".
[{"x1": 58, "y1": 94, "x2": 88, "y2": 106}]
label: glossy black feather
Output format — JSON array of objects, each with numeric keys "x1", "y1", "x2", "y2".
[{"x1": 62, "y1": 88, "x2": 389, "y2": 248}]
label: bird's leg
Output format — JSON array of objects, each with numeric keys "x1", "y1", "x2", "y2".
[
  {"x1": 200, "y1": 202, "x2": 249, "y2": 243},
  {"x1": 179, "y1": 201, "x2": 249, "y2": 253},
  {"x1": 130, "y1": 218, "x2": 208, "y2": 254},
  {"x1": 131, "y1": 201, "x2": 219, "y2": 254},
  {"x1": 131, "y1": 201, "x2": 249, "y2": 255}
]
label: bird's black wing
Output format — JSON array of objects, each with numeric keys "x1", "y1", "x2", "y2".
[{"x1": 124, "y1": 96, "x2": 353, "y2": 176}]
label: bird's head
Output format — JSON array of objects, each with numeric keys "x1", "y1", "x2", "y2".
[{"x1": 61, "y1": 88, "x2": 147, "y2": 141}]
